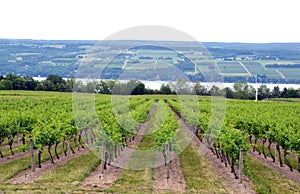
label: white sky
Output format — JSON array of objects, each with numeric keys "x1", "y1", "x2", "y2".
[{"x1": 0, "y1": 0, "x2": 300, "y2": 43}]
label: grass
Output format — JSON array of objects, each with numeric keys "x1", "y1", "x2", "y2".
[
  {"x1": 0, "y1": 142, "x2": 119, "y2": 193},
  {"x1": 178, "y1": 144, "x2": 230, "y2": 194},
  {"x1": 0, "y1": 145, "x2": 23, "y2": 158},
  {"x1": 0, "y1": 182, "x2": 91, "y2": 193},
  {"x1": 0, "y1": 139, "x2": 9, "y2": 146},
  {"x1": 106, "y1": 106, "x2": 159, "y2": 193},
  {"x1": 136, "y1": 134, "x2": 157, "y2": 150},
  {"x1": 107, "y1": 167, "x2": 154, "y2": 194},
  {"x1": 244, "y1": 155, "x2": 300, "y2": 194},
  {"x1": 0, "y1": 141, "x2": 79, "y2": 181},
  {"x1": 37, "y1": 151, "x2": 101, "y2": 184},
  {"x1": 0, "y1": 155, "x2": 31, "y2": 181},
  {"x1": 106, "y1": 149, "x2": 156, "y2": 193},
  {"x1": 0, "y1": 183, "x2": 48, "y2": 193}
]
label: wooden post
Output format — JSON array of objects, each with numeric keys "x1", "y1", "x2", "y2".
[
  {"x1": 30, "y1": 137, "x2": 35, "y2": 172},
  {"x1": 101, "y1": 141, "x2": 106, "y2": 175},
  {"x1": 18, "y1": 122, "x2": 20, "y2": 144},
  {"x1": 114, "y1": 145, "x2": 117, "y2": 158},
  {"x1": 239, "y1": 148, "x2": 243, "y2": 183},
  {"x1": 275, "y1": 143, "x2": 278, "y2": 165},
  {"x1": 118, "y1": 145, "x2": 121, "y2": 156},
  {"x1": 68, "y1": 139, "x2": 71, "y2": 154},
  {"x1": 166, "y1": 143, "x2": 170, "y2": 179},
  {"x1": 90, "y1": 128, "x2": 94, "y2": 144},
  {"x1": 85, "y1": 130, "x2": 89, "y2": 145}
]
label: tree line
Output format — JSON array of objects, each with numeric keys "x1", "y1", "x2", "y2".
[
  {"x1": 0, "y1": 73, "x2": 299, "y2": 99},
  {"x1": 195, "y1": 81, "x2": 300, "y2": 99}
]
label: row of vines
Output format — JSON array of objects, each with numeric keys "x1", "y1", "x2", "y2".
[
  {"x1": 1, "y1": 92, "x2": 299, "y2": 179},
  {"x1": 166, "y1": 96, "x2": 300, "y2": 178},
  {"x1": 0, "y1": 93, "x2": 154, "y2": 172}
]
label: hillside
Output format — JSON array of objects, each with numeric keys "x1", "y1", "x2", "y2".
[{"x1": 0, "y1": 39, "x2": 299, "y2": 83}]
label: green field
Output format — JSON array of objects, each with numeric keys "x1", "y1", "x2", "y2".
[
  {"x1": 0, "y1": 91, "x2": 299, "y2": 193},
  {"x1": 241, "y1": 61, "x2": 265, "y2": 74},
  {"x1": 217, "y1": 61, "x2": 248, "y2": 74},
  {"x1": 269, "y1": 68, "x2": 300, "y2": 80}
]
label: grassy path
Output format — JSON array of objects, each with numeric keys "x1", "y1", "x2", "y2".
[
  {"x1": 0, "y1": 142, "x2": 23, "y2": 157},
  {"x1": 169, "y1": 104, "x2": 239, "y2": 194},
  {"x1": 105, "y1": 104, "x2": 159, "y2": 194},
  {"x1": 0, "y1": 151, "x2": 101, "y2": 193},
  {"x1": 178, "y1": 143, "x2": 232, "y2": 194},
  {"x1": 0, "y1": 142, "x2": 78, "y2": 181},
  {"x1": 0, "y1": 155, "x2": 32, "y2": 182},
  {"x1": 244, "y1": 154, "x2": 300, "y2": 194},
  {"x1": 37, "y1": 151, "x2": 101, "y2": 184}
]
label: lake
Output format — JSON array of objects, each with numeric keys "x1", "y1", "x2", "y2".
[{"x1": 33, "y1": 77, "x2": 300, "y2": 90}]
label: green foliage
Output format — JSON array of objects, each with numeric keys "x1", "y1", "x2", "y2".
[
  {"x1": 0, "y1": 80, "x2": 13, "y2": 90},
  {"x1": 0, "y1": 91, "x2": 299, "y2": 193},
  {"x1": 152, "y1": 101, "x2": 179, "y2": 150}
]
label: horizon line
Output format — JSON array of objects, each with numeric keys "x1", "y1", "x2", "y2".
[{"x1": 1, "y1": 37, "x2": 300, "y2": 44}]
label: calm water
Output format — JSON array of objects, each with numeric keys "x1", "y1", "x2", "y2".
[{"x1": 33, "y1": 77, "x2": 300, "y2": 90}]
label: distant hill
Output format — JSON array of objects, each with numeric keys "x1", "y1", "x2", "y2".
[{"x1": 0, "y1": 39, "x2": 299, "y2": 83}]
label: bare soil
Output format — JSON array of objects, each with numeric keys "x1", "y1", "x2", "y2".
[
  {"x1": 249, "y1": 150, "x2": 300, "y2": 185},
  {"x1": 152, "y1": 152, "x2": 186, "y2": 193},
  {"x1": 80, "y1": 161, "x2": 123, "y2": 188},
  {"x1": 7, "y1": 148, "x2": 90, "y2": 184}
]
